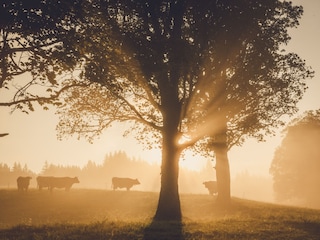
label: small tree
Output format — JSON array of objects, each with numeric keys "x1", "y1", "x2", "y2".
[{"x1": 270, "y1": 110, "x2": 320, "y2": 208}]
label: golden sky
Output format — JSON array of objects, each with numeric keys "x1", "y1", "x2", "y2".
[{"x1": 0, "y1": 0, "x2": 319, "y2": 177}]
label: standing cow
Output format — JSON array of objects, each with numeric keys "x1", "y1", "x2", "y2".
[
  {"x1": 203, "y1": 181, "x2": 218, "y2": 195},
  {"x1": 112, "y1": 177, "x2": 140, "y2": 191},
  {"x1": 37, "y1": 176, "x2": 79, "y2": 192},
  {"x1": 36, "y1": 176, "x2": 52, "y2": 191},
  {"x1": 17, "y1": 176, "x2": 32, "y2": 192}
]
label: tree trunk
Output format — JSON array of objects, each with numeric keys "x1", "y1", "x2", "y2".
[
  {"x1": 154, "y1": 132, "x2": 182, "y2": 221},
  {"x1": 212, "y1": 110, "x2": 231, "y2": 205},
  {"x1": 215, "y1": 144, "x2": 231, "y2": 204},
  {"x1": 153, "y1": 72, "x2": 182, "y2": 221}
]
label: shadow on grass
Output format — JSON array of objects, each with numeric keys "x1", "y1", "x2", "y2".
[
  {"x1": 143, "y1": 220, "x2": 184, "y2": 240},
  {"x1": 289, "y1": 220, "x2": 320, "y2": 237}
]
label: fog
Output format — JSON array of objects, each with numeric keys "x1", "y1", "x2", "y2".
[
  {"x1": 0, "y1": 152, "x2": 275, "y2": 202},
  {"x1": 3, "y1": 147, "x2": 320, "y2": 210}
]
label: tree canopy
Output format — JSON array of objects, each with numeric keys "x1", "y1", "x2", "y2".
[
  {"x1": 270, "y1": 110, "x2": 320, "y2": 208},
  {"x1": 1, "y1": 0, "x2": 312, "y2": 144},
  {"x1": 0, "y1": 0, "x2": 313, "y2": 220}
]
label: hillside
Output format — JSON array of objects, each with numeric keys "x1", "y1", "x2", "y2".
[{"x1": 0, "y1": 189, "x2": 319, "y2": 239}]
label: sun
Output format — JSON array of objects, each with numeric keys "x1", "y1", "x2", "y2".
[{"x1": 179, "y1": 149, "x2": 208, "y2": 172}]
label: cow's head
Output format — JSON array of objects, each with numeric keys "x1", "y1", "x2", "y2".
[
  {"x1": 74, "y1": 177, "x2": 80, "y2": 183},
  {"x1": 135, "y1": 179, "x2": 140, "y2": 185}
]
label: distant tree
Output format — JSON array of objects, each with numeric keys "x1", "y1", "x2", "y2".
[
  {"x1": 270, "y1": 110, "x2": 320, "y2": 208},
  {"x1": 1, "y1": 1, "x2": 313, "y2": 220},
  {"x1": 22, "y1": 164, "x2": 28, "y2": 173},
  {"x1": 201, "y1": 159, "x2": 216, "y2": 181},
  {"x1": 0, "y1": 163, "x2": 10, "y2": 173},
  {"x1": 0, "y1": 162, "x2": 36, "y2": 188},
  {"x1": 0, "y1": 163, "x2": 11, "y2": 187},
  {"x1": 12, "y1": 162, "x2": 22, "y2": 173},
  {"x1": 40, "y1": 161, "x2": 50, "y2": 175},
  {"x1": 84, "y1": 160, "x2": 97, "y2": 170},
  {"x1": 41, "y1": 163, "x2": 81, "y2": 177},
  {"x1": 102, "y1": 151, "x2": 142, "y2": 178}
]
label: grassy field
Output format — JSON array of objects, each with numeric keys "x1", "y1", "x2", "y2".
[{"x1": 0, "y1": 189, "x2": 319, "y2": 239}]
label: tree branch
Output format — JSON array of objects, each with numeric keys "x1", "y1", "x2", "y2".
[{"x1": 0, "y1": 82, "x2": 91, "y2": 107}]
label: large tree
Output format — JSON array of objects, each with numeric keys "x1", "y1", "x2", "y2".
[
  {"x1": 270, "y1": 110, "x2": 320, "y2": 208},
  {"x1": 1, "y1": 0, "x2": 313, "y2": 220}
]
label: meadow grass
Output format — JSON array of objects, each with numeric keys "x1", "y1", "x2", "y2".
[{"x1": 0, "y1": 189, "x2": 319, "y2": 239}]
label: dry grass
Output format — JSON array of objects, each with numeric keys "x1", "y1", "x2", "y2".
[{"x1": 0, "y1": 189, "x2": 320, "y2": 239}]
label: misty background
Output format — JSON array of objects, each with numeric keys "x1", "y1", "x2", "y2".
[{"x1": 0, "y1": 150, "x2": 273, "y2": 203}]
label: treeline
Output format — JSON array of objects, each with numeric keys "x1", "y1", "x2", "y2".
[
  {"x1": 0, "y1": 162, "x2": 36, "y2": 188},
  {"x1": 0, "y1": 151, "x2": 216, "y2": 193},
  {"x1": 0, "y1": 152, "x2": 275, "y2": 201}
]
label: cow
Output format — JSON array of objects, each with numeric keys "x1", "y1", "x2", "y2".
[
  {"x1": 36, "y1": 176, "x2": 52, "y2": 191},
  {"x1": 203, "y1": 181, "x2": 218, "y2": 195},
  {"x1": 37, "y1": 176, "x2": 79, "y2": 192},
  {"x1": 112, "y1": 177, "x2": 140, "y2": 191},
  {"x1": 17, "y1": 176, "x2": 32, "y2": 192}
]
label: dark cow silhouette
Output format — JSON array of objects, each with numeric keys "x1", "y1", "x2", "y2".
[
  {"x1": 37, "y1": 176, "x2": 79, "y2": 192},
  {"x1": 203, "y1": 181, "x2": 218, "y2": 195},
  {"x1": 36, "y1": 176, "x2": 52, "y2": 190},
  {"x1": 17, "y1": 176, "x2": 32, "y2": 192},
  {"x1": 112, "y1": 177, "x2": 140, "y2": 191}
]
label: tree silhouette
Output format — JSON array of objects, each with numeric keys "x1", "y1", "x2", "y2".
[
  {"x1": 0, "y1": 1, "x2": 313, "y2": 220},
  {"x1": 270, "y1": 110, "x2": 320, "y2": 208},
  {"x1": 0, "y1": 0, "x2": 84, "y2": 110},
  {"x1": 54, "y1": 0, "x2": 312, "y2": 211}
]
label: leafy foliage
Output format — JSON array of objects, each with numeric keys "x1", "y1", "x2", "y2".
[
  {"x1": 270, "y1": 110, "x2": 320, "y2": 207},
  {"x1": 0, "y1": 0, "x2": 85, "y2": 112},
  {"x1": 1, "y1": 0, "x2": 313, "y2": 148},
  {"x1": 50, "y1": 0, "x2": 313, "y2": 150},
  {"x1": 0, "y1": 0, "x2": 314, "y2": 219}
]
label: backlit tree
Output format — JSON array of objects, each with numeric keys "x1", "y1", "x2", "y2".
[
  {"x1": 270, "y1": 110, "x2": 320, "y2": 208},
  {"x1": 0, "y1": 0, "x2": 313, "y2": 220}
]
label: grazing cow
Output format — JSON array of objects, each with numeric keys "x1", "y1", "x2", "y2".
[
  {"x1": 36, "y1": 176, "x2": 52, "y2": 190},
  {"x1": 203, "y1": 181, "x2": 218, "y2": 195},
  {"x1": 37, "y1": 176, "x2": 79, "y2": 192},
  {"x1": 112, "y1": 177, "x2": 140, "y2": 191},
  {"x1": 17, "y1": 176, "x2": 32, "y2": 192}
]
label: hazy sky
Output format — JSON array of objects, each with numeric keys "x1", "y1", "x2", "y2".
[{"x1": 0, "y1": 0, "x2": 319, "y2": 177}]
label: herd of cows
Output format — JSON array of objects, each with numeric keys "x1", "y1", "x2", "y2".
[
  {"x1": 16, "y1": 176, "x2": 218, "y2": 195},
  {"x1": 17, "y1": 176, "x2": 80, "y2": 192}
]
